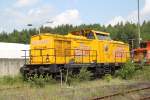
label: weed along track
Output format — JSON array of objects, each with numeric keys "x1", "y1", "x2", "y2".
[
  {"x1": 140, "y1": 95, "x2": 150, "y2": 100},
  {"x1": 91, "y1": 84, "x2": 150, "y2": 100}
]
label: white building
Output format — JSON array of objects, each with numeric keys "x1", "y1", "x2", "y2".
[{"x1": 0, "y1": 42, "x2": 29, "y2": 59}]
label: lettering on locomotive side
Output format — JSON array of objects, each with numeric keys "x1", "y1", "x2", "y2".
[
  {"x1": 114, "y1": 46, "x2": 126, "y2": 58},
  {"x1": 75, "y1": 43, "x2": 91, "y2": 56},
  {"x1": 31, "y1": 39, "x2": 49, "y2": 45}
]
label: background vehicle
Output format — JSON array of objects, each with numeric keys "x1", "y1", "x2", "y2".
[
  {"x1": 133, "y1": 41, "x2": 150, "y2": 65},
  {"x1": 20, "y1": 30, "x2": 130, "y2": 77}
]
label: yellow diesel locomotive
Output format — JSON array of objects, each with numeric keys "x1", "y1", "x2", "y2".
[{"x1": 21, "y1": 30, "x2": 130, "y2": 77}]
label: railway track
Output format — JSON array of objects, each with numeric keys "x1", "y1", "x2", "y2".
[
  {"x1": 140, "y1": 96, "x2": 150, "y2": 100},
  {"x1": 91, "y1": 85, "x2": 150, "y2": 100}
]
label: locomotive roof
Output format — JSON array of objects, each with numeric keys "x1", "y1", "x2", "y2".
[
  {"x1": 31, "y1": 30, "x2": 110, "y2": 38},
  {"x1": 69, "y1": 29, "x2": 110, "y2": 36}
]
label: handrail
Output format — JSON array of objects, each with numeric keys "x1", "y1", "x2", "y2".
[
  {"x1": 22, "y1": 48, "x2": 56, "y2": 64},
  {"x1": 64, "y1": 49, "x2": 97, "y2": 64},
  {"x1": 22, "y1": 48, "x2": 134, "y2": 65}
]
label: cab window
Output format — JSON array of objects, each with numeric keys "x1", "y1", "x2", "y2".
[
  {"x1": 86, "y1": 32, "x2": 95, "y2": 39},
  {"x1": 96, "y1": 33, "x2": 111, "y2": 40}
]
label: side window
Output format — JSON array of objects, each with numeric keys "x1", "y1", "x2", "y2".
[
  {"x1": 86, "y1": 32, "x2": 95, "y2": 39},
  {"x1": 96, "y1": 33, "x2": 111, "y2": 40},
  {"x1": 99, "y1": 35, "x2": 105, "y2": 40}
]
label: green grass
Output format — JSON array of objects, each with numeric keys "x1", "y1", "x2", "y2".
[
  {"x1": 133, "y1": 66, "x2": 150, "y2": 81},
  {"x1": 0, "y1": 77, "x2": 135, "y2": 100},
  {"x1": 0, "y1": 75, "x2": 26, "y2": 89},
  {"x1": 115, "y1": 60, "x2": 136, "y2": 79},
  {"x1": 0, "y1": 66, "x2": 149, "y2": 100}
]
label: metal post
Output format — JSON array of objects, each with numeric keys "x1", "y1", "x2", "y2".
[
  {"x1": 137, "y1": 0, "x2": 141, "y2": 47},
  {"x1": 25, "y1": 50, "x2": 26, "y2": 64},
  {"x1": 60, "y1": 69, "x2": 63, "y2": 87},
  {"x1": 39, "y1": 27, "x2": 41, "y2": 34},
  {"x1": 27, "y1": 21, "x2": 53, "y2": 35},
  {"x1": 65, "y1": 67, "x2": 69, "y2": 84}
]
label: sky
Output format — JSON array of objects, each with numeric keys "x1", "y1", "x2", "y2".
[{"x1": 0, "y1": 0, "x2": 149, "y2": 33}]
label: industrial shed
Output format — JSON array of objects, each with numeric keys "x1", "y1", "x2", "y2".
[
  {"x1": 0, "y1": 42, "x2": 29, "y2": 58},
  {"x1": 0, "y1": 42, "x2": 29, "y2": 76}
]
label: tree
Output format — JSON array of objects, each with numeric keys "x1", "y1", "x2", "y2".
[{"x1": 0, "y1": 21, "x2": 150, "y2": 46}]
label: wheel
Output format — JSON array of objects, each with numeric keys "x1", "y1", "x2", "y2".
[
  {"x1": 39, "y1": 66, "x2": 45, "y2": 75},
  {"x1": 95, "y1": 67, "x2": 104, "y2": 78}
]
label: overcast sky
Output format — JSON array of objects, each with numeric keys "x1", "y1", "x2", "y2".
[{"x1": 0, "y1": 0, "x2": 149, "y2": 32}]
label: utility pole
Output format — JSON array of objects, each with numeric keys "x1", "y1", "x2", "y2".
[
  {"x1": 137, "y1": 0, "x2": 141, "y2": 47},
  {"x1": 38, "y1": 27, "x2": 41, "y2": 34}
]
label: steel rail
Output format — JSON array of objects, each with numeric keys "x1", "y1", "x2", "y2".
[{"x1": 91, "y1": 86, "x2": 150, "y2": 100}]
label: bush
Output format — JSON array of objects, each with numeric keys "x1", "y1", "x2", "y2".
[
  {"x1": 76, "y1": 67, "x2": 93, "y2": 82},
  {"x1": 66, "y1": 67, "x2": 93, "y2": 85},
  {"x1": 116, "y1": 61, "x2": 136, "y2": 79},
  {"x1": 28, "y1": 74, "x2": 46, "y2": 88},
  {"x1": 44, "y1": 74, "x2": 57, "y2": 84},
  {"x1": 27, "y1": 74, "x2": 56, "y2": 88},
  {"x1": 66, "y1": 72, "x2": 76, "y2": 86},
  {"x1": 103, "y1": 74, "x2": 112, "y2": 82}
]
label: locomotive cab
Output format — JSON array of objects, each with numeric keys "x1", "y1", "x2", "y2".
[{"x1": 70, "y1": 30, "x2": 111, "y2": 41}]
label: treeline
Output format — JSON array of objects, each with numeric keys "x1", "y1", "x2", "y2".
[{"x1": 0, "y1": 21, "x2": 150, "y2": 48}]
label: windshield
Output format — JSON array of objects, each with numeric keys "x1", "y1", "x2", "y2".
[
  {"x1": 96, "y1": 33, "x2": 111, "y2": 40},
  {"x1": 86, "y1": 32, "x2": 95, "y2": 39}
]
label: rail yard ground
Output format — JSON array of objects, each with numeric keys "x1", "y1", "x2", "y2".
[{"x1": 0, "y1": 66, "x2": 149, "y2": 100}]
